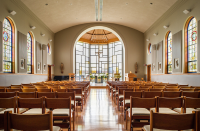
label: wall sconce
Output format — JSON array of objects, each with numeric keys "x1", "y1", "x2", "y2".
[
  {"x1": 30, "y1": 26, "x2": 36, "y2": 29},
  {"x1": 49, "y1": 39, "x2": 52, "y2": 42},
  {"x1": 41, "y1": 34, "x2": 45, "y2": 37},
  {"x1": 153, "y1": 33, "x2": 158, "y2": 36},
  {"x1": 146, "y1": 39, "x2": 150, "y2": 41},
  {"x1": 183, "y1": 9, "x2": 191, "y2": 14},
  {"x1": 163, "y1": 25, "x2": 169, "y2": 29},
  {"x1": 9, "y1": 10, "x2": 17, "y2": 15}
]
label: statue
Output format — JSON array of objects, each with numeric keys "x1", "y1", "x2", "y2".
[{"x1": 60, "y1": 63, "x2": 64, "y2": 73}]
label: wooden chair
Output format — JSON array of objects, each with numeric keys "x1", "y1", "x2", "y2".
[
  {"x1": 56, "y1": 92, "x2": 76, "y2": 114},
  {"x1": 162, "y1": 91, "x2": 181, "y2": 97},
  {"x1": 10, "y1": 85, "x2": 21, "y2": 89},
  {"x1": 0, "y1": 88, "x2": 6, "y2": 92},
  {"x1": 37, "y1": 88, "x2": 52, "y2": 92},
  {"x1": 6, "y1": 88, "x2": 21, "y2": 92},
  {"x1": 140, "y1": 86, "x2": 152, "y2": 89},
  {"x1": 17, "y1": 92, "x2": 36, "y2": 98},
  {"x1": 37, "y1": 92, "x2": 56, "y2": 98},
  {"x1": 0, "y1": 97, "x2": 17, "y2": 113},
  {"x1": 155, "y1": 97, "x2": 183, "y2": 114},
  {"x1": 128, "y1": 97, "x2": 156, "y2": 130},
  {"x1": 0, "y1": 111, "x2": 8, "y2": 130},
  {"x1": 48, "y1": 86, "x2": 59, "y2": 89},
  {"x1": 179, "y1": 86, "x2": 191, "y2": 89},
  {"x1": 67, "y1": 88, "x2": 83, "y2": 111},
  {"x1": 194, "y1": 87, "x2": 200, "y2": 91},
  {"x1": 60, "y1": 85, "x2": 72, "y2": 89},
  {"x1": 123, "y1": 91, "x2": 142, "y2": 123},
  {"x1": 142, "y1": 91, "x2": 162, "y2": 98},
  {"x1": 35, "y1": 85, "x2": 48, "y2": 89},
  {"x1": 117, "y1": 88, "x2": 133, "y2": 111},
  {"x1": 182, "y1": 91, "x2": 200, "y2": 98},
  {"x1": 21, "y1": 88, "x2": 36, "y2": 92},
  {"x1": 0, "y1": 86, "x2": 10, "y2": 89},
  {"x1": 165, "y1": 86, "x2": 179, "y2": 88},
  {"x1": 45, "y1": 98, "x2": 74, "y2": 130},
  {"x1": 142, "y1": 110, "x2": 198, "y2": 131},
  {"x1": 7, "y1": 111, "x2": 61, "y2": 131},
  {"x1": 0, "y1": 92, "x2": 17, "y2": 98},
  {"x1": 164, "y1": 88, "x2": 180, "y2": 91},
  {"x1": 52, "y1": 89, "x2": 66, "y2": 92},
  {"x1": 135, "y1": 88, "x2": 149, "y2": 91},
  {"x1": 22, "y1": 86, "x2": 35, "y2": 89},
  {"x1": 153, "y1": 85, "x2": 165, "y2": 89},
  {"x1": 174, "y1": 97, "x2": 200, "y2": 114},
  {"x1": 180, "y1": 88, "x2": 195, "y2": 92},
  {"x1": 149, "y1": 88, "x2": 163, "y2": 92},
  {"x1": 17, "y1": 97, "x2": 46, "y2": 114}
]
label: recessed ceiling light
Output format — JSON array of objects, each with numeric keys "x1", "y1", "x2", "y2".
[{"x1": 45, "y1": 3, "x2": 48, "y2": 6}]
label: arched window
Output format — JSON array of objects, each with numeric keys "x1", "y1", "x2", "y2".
[
  {"x1": 166, "y1": 31, "x2": 172, "y2": 73},
  {"x1": 185, "y1": 17, "x2": 197, "y2": 73},
  {"x1": 27, "y1": 32, "x2": 34, "y2": 74},
  {"x1": 3, "y1": 17, "x2": 15, "y2": 73}
]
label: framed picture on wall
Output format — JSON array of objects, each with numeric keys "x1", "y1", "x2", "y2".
[
  {"x1": 158, "y1": 62, "x2": 162, "y2": 70},
  {"x1": 20, "y1": 59, "x2": 25, "y2": 69},
  {"x1": 174, "y1": 58, "x2": 179, "y2": 69},
  {"x1": 37, "y1": 62, "x2": 40, "y2": 70}
]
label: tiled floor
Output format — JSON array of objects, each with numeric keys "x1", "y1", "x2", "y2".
[{"x1": 63, "y1": 88, "x2": 141, "y2": 131}]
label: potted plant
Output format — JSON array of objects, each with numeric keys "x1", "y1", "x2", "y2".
[
  {"x1": 98, "y1": 75, "x2": 101, "y2": 83},
  {"x1": 114, "y1": 73, "x2": 121, "y2": 81},
  {"x1": 90, "y1": 73, "x2": 94, "y2": 81}
]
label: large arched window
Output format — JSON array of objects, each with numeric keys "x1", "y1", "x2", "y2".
[
  {"x1": 27, "y1": 32, "x2": 34, "y2": 74},
  {"x1": 185, "y1": 17, "x2": 197, "y2": 73},
  {"x1": 166, "y1": 31, "x2": 172, "y2": 74},
  {"x1": 3, "y1": 17, "x2": 15, "y2": 73}
]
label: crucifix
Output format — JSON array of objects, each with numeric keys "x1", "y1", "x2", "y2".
[{"x1": 95, "y1": 51, "x2": 103, "y2": 60}]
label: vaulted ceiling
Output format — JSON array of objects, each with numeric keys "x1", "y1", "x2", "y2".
[{"x1": 21, "y1": 0, "x2": 178, "y2": 33}]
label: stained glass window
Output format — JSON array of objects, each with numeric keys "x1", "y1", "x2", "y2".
[
  {"x1": 3, "y1": 18, "x2": 13, "y2": 73},
  {"x1": 27, "y1": 32, "x2": 32, "y2": 73},
  {"x1": 167, "y1": 32, "x2": 172, "y2": 73},
  {"x1": 187, "y1": 17, "x2": 197, "y2": 72}
]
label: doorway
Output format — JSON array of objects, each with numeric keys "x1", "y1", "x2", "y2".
[{"x1": 147, "y1": 64, "x2": 151, "y2": 81}]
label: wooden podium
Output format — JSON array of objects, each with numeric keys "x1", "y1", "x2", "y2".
[
  {"x1": 128, "y1": 73, "x2": 137, "y2": 81},
  {"x1": 69, "y1": 73, "x2": 75, "y2": 81}
]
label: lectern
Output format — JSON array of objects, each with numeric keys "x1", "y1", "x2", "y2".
[{"x1": 128, "y1": 73, "x2": 137, "y2": 81}]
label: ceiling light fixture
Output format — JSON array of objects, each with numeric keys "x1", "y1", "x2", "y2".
[
  {"x1": 30, "y1": 26, "x2": 36, "y2": 30},
  {"x1": 163, "y1": 25, "x2": 169, "y2": 29},
  {"x1": 95, "y1": 0, "x2": 98, "y2": 21},
  {"x1": 183, "y1": 9, "x2": 191, "y2": 14},
  {"x1": 99, "y1": 0, "x2": 103, "y2": 21},
  {"x1": 9, "y1": 10, "x2": 16, "y2": 15},
  {"x1": 153, "y1": 33, "x2": 158, "y2": 36},
  {"x1": 146, "y1": 39, "x2": 150, "y2": 41},
  {"x1": 41, "y1": 34, "x2": 45, "y2": 37}
]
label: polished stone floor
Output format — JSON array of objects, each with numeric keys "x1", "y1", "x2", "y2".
[{"x1": 64, "y1": 88, "x2": 141, "y2": 131}]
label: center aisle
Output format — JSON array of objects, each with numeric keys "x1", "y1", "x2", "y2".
[{"x1": 75, "y1": 88, "x2": 126, "y2": 131}]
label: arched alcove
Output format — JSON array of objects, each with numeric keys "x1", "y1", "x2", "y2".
[{"x1": 72, "y1": 26, "x2": 126, "y2": 80}]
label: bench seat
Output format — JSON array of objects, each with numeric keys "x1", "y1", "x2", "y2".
[
  {"x1": 128, "y1": 108, "x2": 150, "y2": 115},
  {"x1": 151, "y1": 108, "x2": 178, "y2": 114},
  {"x1": 23, "y1": 108, "x2": 50, "y2": 114}
]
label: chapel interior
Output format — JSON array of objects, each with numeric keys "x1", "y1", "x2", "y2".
[{"x1": 0, "y1": 0, "x2": 200, "y2": 131}]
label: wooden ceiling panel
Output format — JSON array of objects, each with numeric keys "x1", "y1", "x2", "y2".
[{"x1": 79, "y1": 29, "x2": 119, "y2": 44}]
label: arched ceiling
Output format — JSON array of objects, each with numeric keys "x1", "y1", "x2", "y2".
[
  {"x1": 21, "y1": 0, "x2": 178, "y2": 33},
  {"x1": 79, "y1": 29, "x2": 119, "y2": 44}
]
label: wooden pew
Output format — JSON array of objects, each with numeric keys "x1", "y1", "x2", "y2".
[
  {"x1": 45, "y1": 98, "x2": 74, "y2": 130},
  {"x1": 0, "y1": 97, "x2": 17, "y2": 113},
  {"x1": 7, "y1": 111, "x2": 61, "y2": 131},
  {"x1": 52, "y1": 89, "x2": 66, "y2": 92},
  {"x1": 164, "y1": 88, "x2": 180, "y2": 91},
  {"x1": 21, "y1": 88, "x2": 36, "y2": 92},
  {"x1": 67, "y1": 88, "x2": 83, "y2": 111},
  {"x1": 7, "y1": 88, "x2": 22, "y2": 92},
  {"x1": 182, "y1": 91, "x2": 200, "y2": 98}
]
